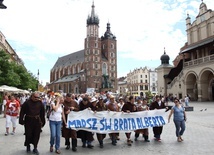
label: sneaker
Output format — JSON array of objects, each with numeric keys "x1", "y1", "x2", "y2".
[
  {"x1": 5, "y1": 132, "x2": 8, "y2": 136},
  {"x1": 134, "y1": 137, "x2": 138, "y2": 141},
  {"x1": 157, "y1": 138, "x2": 161, "y2": 142},
  {"x1": 11, "y1": 131, "x2": 15, "y2": 135},
  {"x1": 144, "y1": 139, "x2": 150, "y2": 142},
  {"x1": 33, "y1": 148, "x2": 39, "y2": 155}
]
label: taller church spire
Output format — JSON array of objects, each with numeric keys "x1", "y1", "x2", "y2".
[{"x1": 87, "y1": 1, "x2": 99, "y2": 26}]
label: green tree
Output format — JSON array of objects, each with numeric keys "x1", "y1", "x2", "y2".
[{"x1": 0, "y1": 49, "x2": 39, "y2": 91}]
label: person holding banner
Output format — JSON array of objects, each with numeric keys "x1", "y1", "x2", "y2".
[
  {"x1": 149, "y1": 95, "x2": 167, "y2": 142},
  {"x1": 49, "y1": 96, "x2": 66, "y2": 154},
  {"x1": 134, "y1": 98, "x2": 150, "y2": 142},
  {"x1": 90, "y1": 96, "x2": 107, "y2": 148},
  {"x1": 168, "y1": 98, "x2": 186, "y2": 142},
  {"x1": 62, "y1": 93, "x2": 79, "y2": 152},
  {"x1": 78, "y1": 97, "x2": 94, "y2": 148},
  {"x1": 107, "y1": 95, "x2": 119, "y2": 146},
  {"x1": 122, "y1": 95, "x2": 137, "y2": 146}
]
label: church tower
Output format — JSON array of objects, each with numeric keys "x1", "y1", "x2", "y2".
[
  {"x1": 101, "y1": 22, "x2": 117, "y2": 91},
  {"x1": 84, "y1": 2, "x2": 102, "y2": 91},
  {"x1": 156, "y1": 48, "x2": 173, "y2": 96}
]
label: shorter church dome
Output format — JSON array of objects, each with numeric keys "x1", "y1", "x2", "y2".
[{"x1": 160, "y1": 49, "x2": 170, "y2": 65}]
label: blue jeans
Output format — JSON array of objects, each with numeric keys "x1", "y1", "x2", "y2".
[
  {"x1": 173, "y1": 120, "x2": 185, "y2": 137},
  {"x1": 49, "y1": 120, "x2": 62, "y2": 150}
]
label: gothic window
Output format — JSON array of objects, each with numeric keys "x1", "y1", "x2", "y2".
[
  {"x1": 102, "y1": 63, "x2": 107, "y2": 75},
  {"x1": 103, "y1": 44, "x2": 105, "y2": 49},
  {"x1": 110, "y1": 52, "x2": 115, "y2": 58},
  {"x1": 95, "y1": 43, "x2": 98, "y2": 48},
  {"x1": 111, "y1": 43, "x2": 114, "y2": 49}
]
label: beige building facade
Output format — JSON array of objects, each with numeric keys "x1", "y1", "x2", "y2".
[
  {"x1": 157, "y1": 1, "x2": 214, "y2": 101},
  {"x1": 127, "y1": 67, "x2": 152, "y2": 97},
  {"x1": 0, "y1": 31, "x2": 24, "y2": 65}
]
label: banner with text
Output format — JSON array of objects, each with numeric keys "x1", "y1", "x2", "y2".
[{"x1": 67, "y1": 109, "x2": 168, "y2": 133}]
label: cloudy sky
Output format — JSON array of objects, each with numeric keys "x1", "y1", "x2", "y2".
[{"x1": 0, "y1": 0, "x2": 214, "y2": 85}]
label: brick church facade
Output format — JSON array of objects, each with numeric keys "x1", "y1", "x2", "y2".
[{"x1": 48, "y1": 3, "x2": 118, "y2": 94}]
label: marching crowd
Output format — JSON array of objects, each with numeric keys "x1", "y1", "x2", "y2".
[{"x1": 2, "y1": 91, "x2": 187, "y2": 155}]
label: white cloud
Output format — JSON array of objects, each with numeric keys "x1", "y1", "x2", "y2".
[{"x1": 0, "y1": 0, "x2": 214, "y2": 84}]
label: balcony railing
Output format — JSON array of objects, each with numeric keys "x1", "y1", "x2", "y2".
[
  {"x1": 184, "y1": 54, "x2": 214, "y2": 67},
  {"x1": 168, "y1": 54, "x2": 214, "y2": 89}
]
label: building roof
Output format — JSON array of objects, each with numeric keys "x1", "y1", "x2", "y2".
[
  {"x1": 165, "y1": 59, "x2": 183, "y2": 80},
  {"x1": 180, "y1": 36, "x2": 214, "y2": 54},
  {"x1": 50, "y1": 73, "x2": 81, "y2": 84},
  {"x1": 51, "y1": 50, "x2": 84, "y2": 70}
]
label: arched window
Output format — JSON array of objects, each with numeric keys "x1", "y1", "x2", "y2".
[
  {"x1": 102, "y1": 63, "x2": 108, "y2": 75},
  {"x1": 111, "y1": 43, "x2": 114, "y2": 49}
]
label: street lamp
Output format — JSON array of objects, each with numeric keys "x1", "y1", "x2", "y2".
[{"x1": 0, "y1": 0, "x2": 7, "y2": 9}]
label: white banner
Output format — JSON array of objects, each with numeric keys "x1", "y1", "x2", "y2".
[{"x1": 67, "y1": 109, "x2": 168, "y2": 133}]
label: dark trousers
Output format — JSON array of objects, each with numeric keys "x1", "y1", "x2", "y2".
[
  {"x1": 153, "y1": 126, "x2": 163, "y2": 139},
  {"x1": 65, "y1": 138, "x2": 77, "y2": 148}
]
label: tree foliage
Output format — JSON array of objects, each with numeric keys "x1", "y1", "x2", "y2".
[{"x1": 0, "y1": 49, "x2": 38, "y2": 91}]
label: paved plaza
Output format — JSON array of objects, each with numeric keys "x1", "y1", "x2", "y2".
[{"x1": 0, "y1": 101, "x2": 214, "y2": 155}]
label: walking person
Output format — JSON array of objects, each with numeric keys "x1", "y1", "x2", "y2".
[
  {"x1": 62, "y1": 93, "x2": 79, "y2": 152},
  {"x1": 149, "y1": 95, "x2": 167, "y2": 142},
  {"x1": 122, "y1": 95, "x2": 137, "y2": 146},
  {"x1": 134, "y1": 98, "x2": 150, "y2": 142},
  {"x1": 168, "y1": 98, "x2": 187, "y2": 142},
  {"x1": 19, "y1": 92, "x2": 46, "y2": 155},
  {"x1": 78, "y1": 97, "x2": 94, "y2": 148},
  {"x1": 4, "y1": 95, "x2": 20, "y2": 135},
  {"x1": 107, "y1": 95, "x2": 120, "y2": 146},
  {"x1": 49, "y1": 96, "x2": 66, "y2": 154},
  {"x1": 90, "y1": 96, "x2": 107, "y2": 148}
]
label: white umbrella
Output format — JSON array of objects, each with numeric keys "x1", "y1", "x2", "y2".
[{"x1": 0, "y1": 85, "x2": 22, "y2": 92}]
